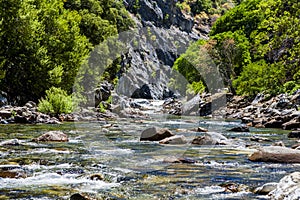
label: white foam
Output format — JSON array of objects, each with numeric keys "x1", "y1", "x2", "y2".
[
  {"x1": 0, "y1": 173, "x2": 119, "y2": 191},
  {"x1": 195, "y1": 185, "x2": 225, "y2": 195}
]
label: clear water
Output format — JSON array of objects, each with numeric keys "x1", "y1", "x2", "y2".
[{"x1": 0, "y1": 113, "x2": 299, "y2": 199}]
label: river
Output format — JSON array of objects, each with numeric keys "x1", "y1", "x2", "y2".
[{"x1": 0, "y1": 101, "x2": 299, "y2": 199}]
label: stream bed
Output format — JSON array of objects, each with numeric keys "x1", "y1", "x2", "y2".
[{"x1": 0, "y1": 105, "x2": 299, "y2": 199}]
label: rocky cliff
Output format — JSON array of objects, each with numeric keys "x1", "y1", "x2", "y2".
[{"x1": 114, "y1": 0, "x2": 210, "y2": 99}]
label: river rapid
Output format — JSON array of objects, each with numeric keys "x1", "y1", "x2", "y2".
[{"x1": 0, "y1": 100, "x2": 299, "y2": 199}]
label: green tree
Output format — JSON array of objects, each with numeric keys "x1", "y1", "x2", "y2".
[
  {"x1": 175, "y1": 0, "x2": 300, "y2": 97},
  {"x1": 0, "y1": 0, "x2": 89, "y2": 104}
]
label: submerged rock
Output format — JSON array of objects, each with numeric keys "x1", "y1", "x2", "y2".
[
  {"x1": 163, "y1": 156, "x2": 196, "y2": 164},
  {"x1": 140, "y1": 127, "x2": 174, "y2": 141},
  {"x1": 249, "y1": 146, "x2": 300, "y2": 163},
  {"x1": 159, "y1": 135, "x2": 187, "y2": 144},
  {"x1": 33, "y1": 131, "x2": 69, "y2": 142},
  {"x1": 269, "y1": 172, "x2": 300, "y2": 200}
]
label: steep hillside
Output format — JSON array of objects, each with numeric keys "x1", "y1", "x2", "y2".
[
  {"x1": 173, "y1": 0, "x2": 300, "y2": 97},
  {"x1": 114, "y1": 0, "x2": 235, "y2": 99}
]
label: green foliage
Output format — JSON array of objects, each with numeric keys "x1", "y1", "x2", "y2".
[
  {"x1": 174, "y1": 0, "x2": 300, "y2": 97},
  {"x1": 0, "y1": 0, "x2": 134, "y2": 105},
  {"x1": 64, "y1": 0, "x2": 134, "y2": 45},
  {"x1": 38, "y1": 87, "x2": 75, "y2": 115},
  {"x1": 0, "y1": 0, "x2": 90, "y2": 104},
  {"x1": 178, "y1": 0, "x2": 237, "y2": 16},
  {"x1": 98, "y1": 102, "x2": 106, "y2": 113},
  {"x1": 187, "y1": 81, "x2": 206, "y2": 95}
]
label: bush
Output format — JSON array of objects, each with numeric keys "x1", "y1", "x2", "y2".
[
  {"x1": 187, "y1": 81, "x2": 206, "y2": 95},
  {"x1": 38, "y1": 87, "x2": 75, "y2": 115}
]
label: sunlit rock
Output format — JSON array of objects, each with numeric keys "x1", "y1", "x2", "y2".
[
  {"x1": 140, "y1": 127, "x2": 174, "y2": 141},
  {"x1": 33, "y1": 131, "x2": 68, "y2": 142}
]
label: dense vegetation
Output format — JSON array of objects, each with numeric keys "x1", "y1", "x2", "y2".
[
  {"x1": 1, "y1": 0, "x2": 299, "y2": 114},
  {"x1": 0, "y1": 0, "x2": 133, "y2": 106},
  {"x1": 174, "y1": 0, "x2": 300, "y2": 96}
]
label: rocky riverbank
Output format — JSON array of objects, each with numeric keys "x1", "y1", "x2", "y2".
[
  {"x1": 1, "y1": 90, "x2": 299, "y2": 130},
  {"x1": 162, "y1": 91, "x2": 300, "y2": 130}
]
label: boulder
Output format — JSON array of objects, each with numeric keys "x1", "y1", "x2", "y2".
[
  {"x1": 89, "y1": 174, "x2": 104, "y2": 181},
  {"x1": 252, "y1": 93, "x2": 265, "y2": 105},
  {"x1": 264, "y1": 119, "x2": 283, "y2": 128},
  {"x1": 253, "y1": 182, "x2": 278, "y2": 195},
  {"x1": 282, "y1": 118, "x2": 300, "y2": 130},
  {"x1": 272, "y1": 141, "x2": 285, "y2": 147},
  {"x1": 192, "y1": 132, "x2": 230, "y2": 145},
  {"x1": 182, "y1": 94, "x2": 201, "y2": 115},
  {"x1": 94, "y1": 81, "x2": 113, "y2": 106},
  {"x1": 292, "y1": 142, "x2": 300, "y2": 149},
  {"x1": 191, "y1": 127, "x2": 208, "y2": 132},
  {"x1": 25, "y1": 101, "x2": 37, "y2": 109},
  {"x1": 33, "y1": 131, "x2": 69, "y2": 142},
  {"x1": 249, "y1": 146, "x2": 300, "y2": 163},
  {"x1": 0, "y1": 110, "x2": 11, "y2": 118},
  {"x1": 159, "y1": 135, "x2": 187, "y2": 144},
  {"x1": 140, "y1": 127, "x2": 174, "y2": 141},
  {"x1": 269, "y1": 172, "x2": 300, "y2": 200},
  {"x1": 14, "y1": 115, "x2": 29, "y2": 123},
  {"x1": 288, "y1": 131, "x2": 300, "y2": 138},
  {"x1": 229, "y1": 125, "x2": 250, "y2": 132},
  {"x1": 0, "y1": 165, "x2": 27, "y2": 178}
]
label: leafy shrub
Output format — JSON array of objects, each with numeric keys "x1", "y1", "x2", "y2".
[
  {"x1": 38, "y1": 87, "x2": 75, "y2": 115},
  {"x1": 187, "y1": 81, "x2": 206, "y2": 95}
]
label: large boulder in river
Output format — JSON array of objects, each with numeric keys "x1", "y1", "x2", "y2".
[
  {"x1": 249, "y1": 146, "x2": 300, "y2": 163},
  {"x1": 269, "y1": 172, "x2": 300, "y2": 200},
  {"x1": 33, "y1": 131, "x2": 69, "y2": 142},
  {"x1": 140, "y1": 127, "x2": 174, "y2": 141},
  {"x1": 192, "y1": 132, "x2": 230, "y2": 145},
  {"x1": 254, "y1": 182, "x2": 278, "y2": 195},
  {"x1": 159, "y1": 135, "x2": 187, "y2": 144}
]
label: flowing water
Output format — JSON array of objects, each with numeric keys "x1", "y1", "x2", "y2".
[{"x1": 0, "y1": 103, "x2": 299, "y2": 199}]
